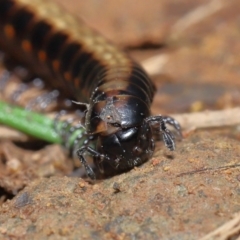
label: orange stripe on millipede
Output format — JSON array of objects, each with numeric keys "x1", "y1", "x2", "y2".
[{"x1": 4, "y1": 25, "x2": 15, "y2": 38}]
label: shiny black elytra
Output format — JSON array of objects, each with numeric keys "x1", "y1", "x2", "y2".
[{"x1": 0, "y1": 0, "x2": 181, "y2": 179}]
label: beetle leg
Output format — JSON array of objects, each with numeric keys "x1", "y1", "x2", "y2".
[{"x1": 77, "y1": 145, "x2": 109, "y2": 179}]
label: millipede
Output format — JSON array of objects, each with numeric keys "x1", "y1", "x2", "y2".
[{"x1": 0, "y1": 0, "x2": 181, "y2": 179}]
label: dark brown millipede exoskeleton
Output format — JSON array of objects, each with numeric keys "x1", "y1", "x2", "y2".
[{"x1": 0, "y1": 0, "x2": 181, "y2": 179}]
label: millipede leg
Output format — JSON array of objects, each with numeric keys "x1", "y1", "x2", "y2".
[
  {"x1": 162, "y1": 115, "x2": 182, "y2": 138},
  {"x1": 145, "y1": 115, "x2": 181, "y2": 151},
  {"x1": 77, "y1": 145, "x2": 109, "y2": 179}
]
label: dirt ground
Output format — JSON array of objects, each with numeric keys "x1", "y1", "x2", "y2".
[{"x1": 0, "y1": 0, "x2": 240, "y2": 239}]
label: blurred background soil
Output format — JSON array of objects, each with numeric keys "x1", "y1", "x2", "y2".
[{"x1": 0, "y1": 0, "x2": 240, "y2": 239}]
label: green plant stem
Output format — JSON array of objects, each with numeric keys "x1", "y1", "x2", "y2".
[{"x1": 0, "y1": 101, "x2": 62, "y2": 144}]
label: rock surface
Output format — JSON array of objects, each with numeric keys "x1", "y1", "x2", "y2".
[{"x1": 0, "y1": 131, "x2": 240, "y2": 239}]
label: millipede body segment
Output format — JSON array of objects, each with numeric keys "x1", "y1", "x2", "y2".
[{"x1": 0, "y1": 0, "x2": 181, "y2": 179}]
